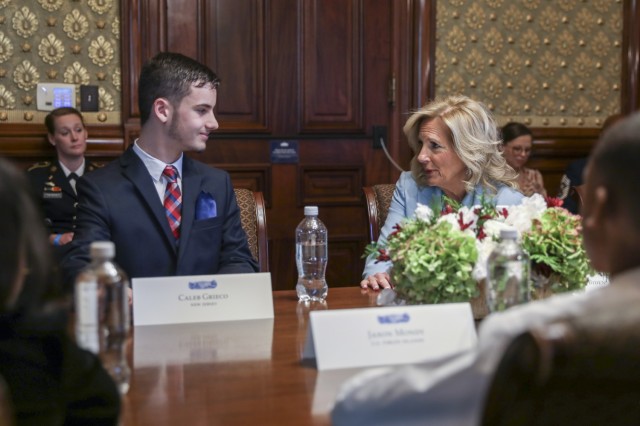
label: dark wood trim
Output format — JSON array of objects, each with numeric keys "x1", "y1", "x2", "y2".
[
  {"x1": 253, "y1": 190, "x2": 270, "y2": 273},
  {"x1": 393, "y1": 0, "x2": 437, "y2": 171},
  {"x1": 623, "y1": 0, "x2": 640, "y2": 114},
  {"x1": 420, "y1": 0, "x2": 437, "y2": 104}
]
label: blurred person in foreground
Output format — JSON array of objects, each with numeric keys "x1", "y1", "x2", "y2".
[
  {"x1": 501, "y1": 121, "x2": 546, "y2": 197},
  {"x1": 27, "y1": 107, "x2": 102, "y2": 250},
  {"x1": 333, "y1": 112, "x2": 640, "y2": 425},
  {"x1": 61, "y1": 52, "x2": 257, "y2": 289},
  {"x1": 0, "y1": 158, "x2": 120, "y2": 425},
  {"x1": 361, "y1": 95, "x2": 524, "y2": 290},
  {"x1": 557, "y1": 113, "x2": 624, "y2": 214}
]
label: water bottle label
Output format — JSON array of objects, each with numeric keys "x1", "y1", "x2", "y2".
[{"x1": 76, "y1": 279, "x2": 99, "y2": 326}]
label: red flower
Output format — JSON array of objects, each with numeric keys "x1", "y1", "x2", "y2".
[
  {"x1": 376, "y1": 248, "x2": 391, "y2": 262},
  {"x1": 457, "y1": 211, "x2": 474, "y2": 231},
  {"x1": 389, "y1": 223, "x2": 403, "y2": 237},
  {"x1": 545, "y1": 196, "x2": 564, "y2": 208},
  {"x1": 442, "y1": 204, "x2": 454, "y2": 215},
  {"x1": 500, "y1": 207, "x2": 509, "y2": 218}
]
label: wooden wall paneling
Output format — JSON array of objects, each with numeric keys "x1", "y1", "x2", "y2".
[
  {"x1": 166, "y1": 0, "x2": 204, "y2": 59},
  {"x1": 325, "y1": 238, "x2": 368, "y2": 289},
  {"x1": 121, "y1": 0, "x2": 169, "y2": 146},
  {"x1": 216, "y1": 163, "x2": 272, "y2": 206},
  {"x1": 263, "y1": 0, "x2": 395, "y2": 288},
  {"x1": 530, "y1": 127, "x2": 599, "y2": 196},
  {"x1": 301, "y1": 0, "x2": 363, "y2": 132},
  {"x1": 0, "y1": 123, "x2": 124, "y2": 170},
  {"x1": 266, "y1": 0, "x2": 300, "y2": 134},
  {"x1": 298, "y1": 165, "x2": 364, "y2": 206},
  {"x1": 203, "y1": 0, "x2": 268, "y2": 132},
  {"x1": 391, "y1": 0, "x2": 437, "y2": 171},
  {"x1": 361, "y1": 0, "x2": 404, "y2": 185},
  {"x1": 3, "y1": 140, "x2": 124, "y2": 171}
]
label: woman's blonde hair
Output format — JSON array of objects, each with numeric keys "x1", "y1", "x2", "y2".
[{"x1": 403, "y1": 95, "x2": 517, "y2": 193}]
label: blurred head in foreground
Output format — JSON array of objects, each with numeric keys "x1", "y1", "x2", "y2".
[
  {"x1": 0, "y1": 158, "x2": 52, "y2": 314},
  {"x1": 582, "y1": 112, "x2": 640, "y2": 276}
]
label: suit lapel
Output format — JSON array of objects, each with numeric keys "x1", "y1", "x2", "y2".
[
  {"x1": 177, "y1": 157, "x2": 202, "y2": 264},
  {"x1": 120, "y1": 148, "x2": 177, "y2": 252}
]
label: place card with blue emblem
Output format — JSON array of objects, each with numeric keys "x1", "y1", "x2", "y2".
[
  {"x1": 132, "y1": 272, "x2": 273, "y2": 326},
  {"x1": 301, "y1": 304, "x2": 476, "y2": 370}
]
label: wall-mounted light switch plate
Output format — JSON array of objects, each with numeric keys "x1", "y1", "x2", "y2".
[{"x1": 80, "y1": 85, "x2": 99, "y2": 112}]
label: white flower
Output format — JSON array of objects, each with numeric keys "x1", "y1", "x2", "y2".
[
  {"x1": 415, "y1": 203, "x2": 434, "y2": 222},
  {"x1": 482, "y1": 219, "x2": 514, "y2": 240},
  {"x1": 437, "y1": 212, "x2": 460, "y2": 229},
  {"x1": 504, "y1": 194, "x2": 546, "y2": 234}
]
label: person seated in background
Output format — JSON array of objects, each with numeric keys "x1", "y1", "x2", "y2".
[
  {"x1": 61, "y1": 52, "x2": 257, "y2": 288},
  {"x1": 557, "y1": 113, "x2": 624, "y2": 214},
  {"x1": 361, "y1": 95, "x2": 524, "y2": 291},
  {"x1": 0, "y1": 158, "x2": 120, "y2": 425},
  {"x1": 501, "y1": 122, "x2": 546, "y2": 197},
  {"x1": 27, "y1": 107, "x2": 101, "y2": 249},
  {"x1": 332, "y1": 112, "x2": 640, "y2": 426}
]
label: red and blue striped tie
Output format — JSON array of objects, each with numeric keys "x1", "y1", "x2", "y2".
[{"x1": 162, "y1": 165, "x2": 182, "y2": 240}]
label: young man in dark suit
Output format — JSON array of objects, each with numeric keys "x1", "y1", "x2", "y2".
[
  {"x1": 61, "y1": 52, "x2": 257, "y2": 289},
  {"x1": 27, "y1": 107, "x2": 101, "y2": 251}
]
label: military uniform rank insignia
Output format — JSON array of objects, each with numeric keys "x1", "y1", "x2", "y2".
[{"x1": 43, "y1": 182, "x2": 63, "y2": 199}]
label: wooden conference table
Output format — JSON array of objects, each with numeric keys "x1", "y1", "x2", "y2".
[{"x1": 121, "y1": 287, "x2": 380, "y2": 426}]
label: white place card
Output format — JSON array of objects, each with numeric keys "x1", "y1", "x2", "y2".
[
  {"x1": 585, "y1": 273, "x2": 610, "y2": 292},
  {"x1": 132, "y1": 272, "x2": 273, "y2": 326},
  {"x1": 302, "y1": 303, "x2": 477, "y2": 371},
  {"x1": 133, "y1": 319, "x2": 274, "y2": 367}
]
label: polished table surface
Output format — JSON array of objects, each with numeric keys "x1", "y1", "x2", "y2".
[{"x1": 122, "y1": 287, "x2": 380, "y2": 426}]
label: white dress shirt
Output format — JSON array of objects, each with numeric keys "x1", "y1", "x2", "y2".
[{"x1": 132, "y1": 140, "x2": 184, "y2": 203}]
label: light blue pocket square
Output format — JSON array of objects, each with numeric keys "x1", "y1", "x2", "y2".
[{"x1": 195, "y1": 191, "x2": 217, "y2": 220}]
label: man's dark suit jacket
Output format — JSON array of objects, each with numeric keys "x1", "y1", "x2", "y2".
[{"x1": 61, "y1": 147, "x2": 258, "y2": 286}]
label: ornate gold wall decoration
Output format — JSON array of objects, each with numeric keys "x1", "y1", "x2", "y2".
[
  {"x1": 0, "y1": 31, "x2": 12, "y2": 61},
  {"x1": 436, "y1": 0, "x2": 622, "y2": 128},
  {"x1": 0, "y1": 0, "x2": 120, "y2": 125},
  {"x1": 0, "y1": 84, "x2": 15, "y2": 109}
]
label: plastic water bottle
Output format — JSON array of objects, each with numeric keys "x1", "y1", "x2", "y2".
[
  {"x1": 295, "y1": 206, "x2": 328, "y2": 302},
  {"x1": 75, "y1": 241, "x2": 131, "y2": 394},
  {"x1": 486, "y1": 229, "x2": 530, "y2": 312}
]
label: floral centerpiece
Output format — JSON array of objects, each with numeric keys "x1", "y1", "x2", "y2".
[{"x1": 365, "y1": 194, "x2": 593, "y2": 309}]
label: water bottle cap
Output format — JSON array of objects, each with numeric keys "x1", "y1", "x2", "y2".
[
  {"x1": 90, "y1": 241, "x2": 115, "y2": 259},
  {"x1": 499, "y1": 228, "x2": 518, "y2": 239},
  {"x1": 304, "y1": 206, "x2": 319, "y2": 216}
]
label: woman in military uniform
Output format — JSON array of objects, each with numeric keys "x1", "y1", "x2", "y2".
[{"x1": 27, "y1": 107, "x2": 101, "y2": 249}]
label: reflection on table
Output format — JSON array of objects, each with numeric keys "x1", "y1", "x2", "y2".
[{"x1": 122, "y1": 287, "x2": 379, "y2": 426}]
